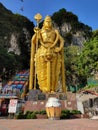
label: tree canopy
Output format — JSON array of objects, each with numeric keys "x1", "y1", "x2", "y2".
[{"x1": 78, "y1": 30, "x2": 98, "y2": 78}]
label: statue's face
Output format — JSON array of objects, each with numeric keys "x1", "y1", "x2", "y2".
[{"x1": 44, "y1": 20, "x2": 52, "y2": 28}]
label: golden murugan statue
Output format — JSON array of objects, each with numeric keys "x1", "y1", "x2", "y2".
[{"x1": 29, "y1": 13, "x2": 66, "y2": 93}]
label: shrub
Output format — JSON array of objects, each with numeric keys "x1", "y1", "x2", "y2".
[
  {"x1": 70, "y1": 110, "x2": 82, "y2": 115},
  {"x1": 60, "y1": 109, "x2": 82, "y2": 119},
  {"x1": 25, "y1": 111, "x2": 36, "y2": 119},
  {"x1": 31, "y1": 113, "x2": 37, "y2": 119},
  {"x1": 34, "y1": 110, "x2": 46, "y2": 115},
  {"x1": 15, "y1": 111, "x2": 36, "y2": 119},
  {"x1": 40, "y1": 110, "x2": 46, "y2": 115},
  {"x1": 60, "y1": 109, "x2": 70, "y2": 119},
  {"x1": 15, "y1": 112, "x2": 25, "y2": 119},
  {"x1": 26, "y1": 113, "x2": 32, "y2": 119},
  {"x1": 34, "y1": 111, "x2": 40, "y2": 114}
]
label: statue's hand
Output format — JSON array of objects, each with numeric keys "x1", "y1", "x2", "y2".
[
  {"x1": 34, "y1": 27, "x2": 40, "y2": 33},
  {"x1": 54, "y1": 47, "x2": 61, "y2": 52}
]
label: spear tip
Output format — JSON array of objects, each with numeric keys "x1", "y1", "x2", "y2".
[{"x1": 34, "y1": 13, "x2": 42, "y2": 23}]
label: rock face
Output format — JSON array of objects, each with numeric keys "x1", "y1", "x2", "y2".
[
  {"x1": 8, "y1": 33, "x2": 20, "y2": 55},
  {"x1": 0, "y1": 2, "x2": 34, "y2": 55},
  {"x1": 57, "y1": 23, "x2": 87, "y2": 47},
  {"x1": 8, "y1": 27, "x2": 31, "y2": 55},
  {"x1": 52, "y1": 8, "x2": 92, "y2": 47},
  {"x1": 61, "y1": 23, "x2": 72, "y2": 33},
  {"x1": 0, "y1": 3, "x2": 91, "y2": 55},
  {"x1": 72, "y1": 32, "x2": 86, "y2": 47}
]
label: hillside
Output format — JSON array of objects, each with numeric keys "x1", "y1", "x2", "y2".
[
  {"x1": 0, "y1": 3, "x2": 93, "y2": 85},
  {"x1": 0, "y1": 3, "x2": 34, "y2": 48},
  {"x1": 51, "y1": 8, "x2": 92, "y2": 46},
  {"x1": 0, "y1": 3, "x2": 34, "y2": 79}
]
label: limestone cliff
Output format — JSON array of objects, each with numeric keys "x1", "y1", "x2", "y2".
[
  {"x1": 0, "y1": 3, "x2": 34, "y2": 55},
  {"x1": 52, "y1": 8, "x2": 92, "y2": 46},
  {"x1": 0, "y1": 3, "x2": 92, "y2": 78}
]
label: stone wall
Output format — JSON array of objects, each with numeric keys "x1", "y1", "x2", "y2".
[{"x1": 24, "y1": 92, "x2": 77, "y2": 112}]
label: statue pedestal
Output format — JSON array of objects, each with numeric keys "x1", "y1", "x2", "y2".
[
  {"x1": 46, "y1": 93, "x2": 66, "y2": 100},
  {"x1": 24, "y1": 90, "x2": 67, "y2": 113},
  {"x1": 28, "y1": 89, "x2": 66, "y2": 101}
]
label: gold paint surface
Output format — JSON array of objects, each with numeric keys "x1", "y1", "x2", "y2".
[{"x1": 29, "y1": 14, "x2": 66, "y2": 93}]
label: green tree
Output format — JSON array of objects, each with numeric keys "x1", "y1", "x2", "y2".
[
  {"x1": 0, "y1": 47, "x2": 22, "y2": 80},
  {"x1": 64, "y1": 45, "x2": 81, "y2": 88},
  {"x1": 78, "y1": 30, "x2": 98, "y2": 78}
]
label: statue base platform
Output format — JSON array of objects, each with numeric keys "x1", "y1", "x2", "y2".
[
  {"x1": 46, "y1": 93, "x2": 66, "y2": 100},
  {"x1": 24, "y1": 89, "x2": 67, "y2": 113},
  {"x1": 24, "y1": 90, "x2": 77, "y2": 113},
  {"x1": 27, "y1": 89, "x2": 66, "y2": 101}
]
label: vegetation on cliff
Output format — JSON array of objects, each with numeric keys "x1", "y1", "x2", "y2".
[{"x1": 0, "y1": 3, "x2": 34, "y2": 79}]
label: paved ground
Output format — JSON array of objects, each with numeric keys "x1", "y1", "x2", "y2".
[{"x1": 0, "y1": 118, "x2": 98, "y2": 130}]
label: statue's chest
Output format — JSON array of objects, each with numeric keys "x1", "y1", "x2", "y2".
[
  {"x1": 41, "y1": 30, "x2": 56, "y2": 40},
  {"x1": 46, "y1": 31, "x2": 54, "y2": 38}
]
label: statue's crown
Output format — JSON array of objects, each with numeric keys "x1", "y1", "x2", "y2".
[{"x1": 44, "y1": 15, "x2": 52, "y2": 21}]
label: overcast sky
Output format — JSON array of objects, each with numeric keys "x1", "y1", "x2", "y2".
[{"x1": 0, "y1": 0, "x2": 98, "y2": 30}]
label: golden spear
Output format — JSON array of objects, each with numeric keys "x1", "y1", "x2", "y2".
[{"x1": 29, "y1": 13, "x2": 42, "y2": 90}]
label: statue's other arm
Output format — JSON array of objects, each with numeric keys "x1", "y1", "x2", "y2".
[{"x1": 54, "y1": 30, "x2": 64, "y2": 53}]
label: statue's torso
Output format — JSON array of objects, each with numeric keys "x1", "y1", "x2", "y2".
[{"x1": 40, "y1": 29, "x2": 56, "y2": 44}]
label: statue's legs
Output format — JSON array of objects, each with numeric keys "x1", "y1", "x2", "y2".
[
  {"x1": 36, "y1": 48, "x2": 50, "y2": 92},
  {"x1": 35, "y1": 49, "x2": 62, "y2": 93},
  {"x1": 51, "y1": 53, "x2": 61, "y2": 92}
]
